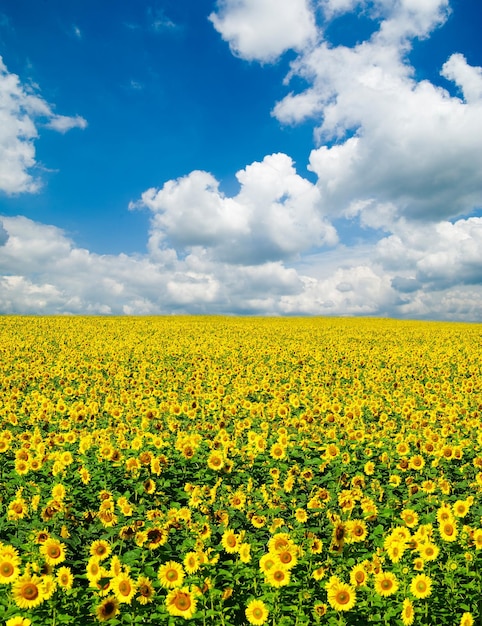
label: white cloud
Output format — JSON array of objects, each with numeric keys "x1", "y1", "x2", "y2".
[
  {"x1": 209, "y1": 0, "x2": 317, "y2": 62},
  {"x1": 46, "y1": 114, "x2": 88, "y2": 133},
  {"x1": 0, "y1": 56, "x2": 87, "y2": 194},
  {"x1": 441, "y1": 53, "x2": 482, "y2": 103},
  {"x1": 0, "y1": 209, "x2": 480, "y2": 320},
  {"x1": 376, "y1": 217, "x2": 482, "y2": 290},
  {"x1": 135, "y1": 153, "x2": 337, "y2": 264},
  {"x1": 272, "y1": 12, "x2": 482, "y2": 224}
]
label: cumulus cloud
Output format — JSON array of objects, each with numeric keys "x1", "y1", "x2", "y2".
[
  {"x1": 0, "y1": 56, "x2": 87, "y2": 194},
  {"x1": 272, "y1": 6, "x2": 482, "y2": 225},
  {"x1": 0, "y1": 212, "x2": 480, "y2": 320},
  {"x1": 209, "y1": 0, "x2": 317, "y2": 62},
  {"x1": 133, "y1": 153, "x2": 338, "y2": 265}
]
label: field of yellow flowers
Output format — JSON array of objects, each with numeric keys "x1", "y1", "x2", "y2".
[{"x1": 0, "y1": 316, "x2": 481, "y2": 626}]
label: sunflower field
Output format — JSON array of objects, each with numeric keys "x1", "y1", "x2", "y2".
[{"x1": 0, "y1": 316, "x2": 481, "y2": 626}]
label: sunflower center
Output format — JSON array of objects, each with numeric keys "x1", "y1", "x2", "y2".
[
  {"x1": 337, "y1": 591, "x2": 350, "y2": 604},
  {"x1": 253, "y1": 608, "x2": 263, "y2": 618},
  {"x1": 102, "y1": 601, "x2": 117, "y2": 617},
  {"x1": 1, "y1": 562, "x2": 14, "y2": 576},
  {"x1": 381, "y1": 580, "x2": 392, "y2": 590},
  {"x1": 22, "y1": 583, "x2": 39, "y2": 600},
  {"x1": 140, "y1": 584, "x2": 151, "y2": 596},
  {"x1": 174, "y1": 592, "x2": 191, "y2": 611},
  {"x1": 48, "y1": 546, "x2": 61, "y2": 558},
  {"x1": 166, "y1": 569, "x2": 178, "y2": 581},
  {"x1": 119, "y1": 581, "x2": 131, "y2": 595}
]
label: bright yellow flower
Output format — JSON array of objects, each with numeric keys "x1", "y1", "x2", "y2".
[
  {"x1": 245, "y1": 599, "x2": 269, "y2": 625},
  {"x1": 401, "y1": 598, "x2": 415, "y2": 626},
  {"x1": 136, "y1": 576, "x2": 155, "y2": 605},
  {"x1": 56, "y1": 566, "x2": 74, "y2": 590},
  {"x1": 6, "y1": 618, "x2": 32, "y2": 626},
  {"x1": 460, "y1": 612, "x2": 474, "y2": 626},
  {"x1": 265, "y1": 566, "x2": 291, "y2": 588},
  {"x1": 158, "y1": 561, "x2": 185, "y2": 589},
  {"x1": 40, "y1": 538, "x2": 66, "y2": 566},
  {"x1": 90, "y1": 540, "x2": 111, "y2": 561},
  {"x1": 374, "y1": 571, "x2": 399, "y2": 597},
  {"x1": 111, "y1": 572, "x2": 136, "y2": 604},
  {"x1": 183, "y1": 552, "x2": 201, "y2": 574},
  {"x1": 12, "y1": 574, "x2": 46, "y2": 609},
  {"x1": 327, "y1": 580, "x2": 357, "y2": 612},
  {"x1": 0, "y1": 554, "x2": 21, "y2": 584},
  {"x1": 165, "y1": 586, "x2": 197, "y2": 619},
  {"x1": 410, "y1": 573, "x2": 432, "y2": 599},
  {"x1": 95, "y1": 596, "x2": 119, "y2": 622}
]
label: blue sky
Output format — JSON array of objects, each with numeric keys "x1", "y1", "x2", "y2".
[{"x1": 0, "y1": 0, "x2": 481, "y2": 318}]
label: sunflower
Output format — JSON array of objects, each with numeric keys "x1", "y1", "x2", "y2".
[
  {"x1": 453, "y1": 500, "x2": 470, "y2": 518},
  {"x1": 436, "y1": 503, "x2": 453, "y2": 524},
  {"x1": 385, "y1": 540, "x2": 405, "y2": 564},
  {"x1": 158, "y1": 561, "x2": 185, "y2": 589},
  {"x1": 40, "y1": 538, "x2": 66, "y2": 566},
  {"x1": 239, "y1": 543, "x2": 252, "y2": 564},
  {"x1": 165, "y1": 586, "x2": 197, "y2": 619},
  {"x1": 419, "y1": 542, "x2": 439, "y2": 562},
  {"x1": 111, "y1": 572, "x2": 136, "y2": 604},
  {"x1": 270, "y1": 443, "x2": 286, "y2": 460},
  {"x1": 410, "y1": 573, "x2": 432, "y2": 599},
  {"x1": 401, "y1": 598, "x2": 415, "y2": 626},
  {"x1": 347, "y1": 519, "x2": 368, "y2": 542},
  {"x1": 6, "y1": 618, "x2": 31, "y2": 626},
  {"x1": 460, "y1": 612, "x2": 474, "y2": 626},
  {"x1": 309, "y1": 537, "x2": 323, "y2": 554},
  {"x1": 350, "y1": 564, "x2": 368, "y2": 587},
  {"x1": 95, "y1": 596, "x2": 119, "y2": 622},
  {"x1": 251, "y1": 515, "x2": 266, "y2": 529},
  {"x1": 8, "y1": 499, "x2": 28, "y2": 521},
  {"x1": 41, "y1": 575, "x2": 56, "y2": 601},
  {"x1": 295, "y1": 508, "x2": 308, "y2": 523},
  {"x1": 51, "y1": 484, "x2": 66, "y2": 500},
  {"x1": 86, "y1": 557, "x2": 103, "y2": 583},
  {"x1": 183, "y1": 552, "x2": 201, "y2": 574},
  {"x1": 472, "y1": 528, "x2": 482, "y2": 550},
  {"x1": 312, "y1": 565, "x2": 326, "y2": 581},
  {"x1": 136, "y1": 576, "x2": 155, "y2": 605},
  {"x1": 374, "y1": 571, "x2": 399, "y2": 597},
  {"x1": 401, "y1": 509, "x2": 419, "y2": 528},
  {"x1": 12, "y1": 574, "x2": 46, "y2": 609},
  {"x1": 56, "y1": 566, "x2": 74, "y2": 590},
  {"x1": 0, "y1": 554, "x2": 21, "y2": 584},
  {"x1": 274, "y1": 549, "x2": 297, "y2": 569},
  {"x1": 439, "y1": 520, "x2": 458, "y2": 542},
  {"x1": 90, "y1": 540, "x2": 111, "y2": 561},
  {"x1": 207, "y1": 451, "x2": 224, "y2": 471},
  {"x1": 259, "y1": 553, "x2": 276, "y2": 574},
  {"x1": 312, "y1": 602, "x2": 328, "y2": 619},
  {"x1": 268, "y1": 533, "x2": 293, "y2": 553},
  {"x1": 265, "y1": 566, "x2": 291, "y2": 588},
  {"x1": 245, "y1": 599, "x2": 269, "y2": 625},
  {"x1": 326, "y1": 581, "x2": 357, "y2": 612}
]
